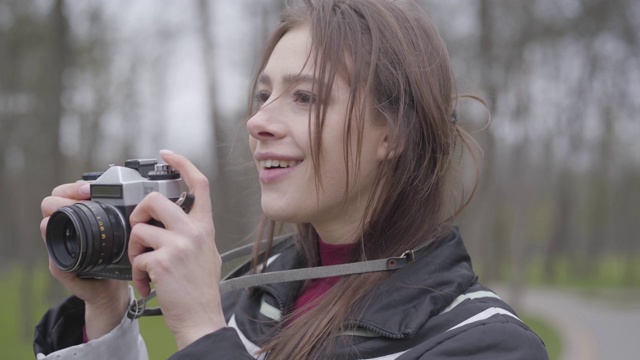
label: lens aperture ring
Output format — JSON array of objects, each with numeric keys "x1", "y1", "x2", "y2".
[{"x1": 45, "y1": 201, "x2": 126, "y2": 274}]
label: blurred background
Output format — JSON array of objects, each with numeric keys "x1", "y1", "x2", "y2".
[{"x1": 1, "y1": 0, "x2": 638, "y2": 359}]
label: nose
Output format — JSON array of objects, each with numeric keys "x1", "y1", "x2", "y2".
[{"x1": 246, "y1": 105, "x2": 286, "y2": 141}]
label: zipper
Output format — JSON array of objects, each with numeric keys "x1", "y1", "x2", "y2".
[
  {"x1": 344, "y1": 320, "x2": 412, "y2": 339},
  {"x1": 258, "y1": 285, "x2": 287, "y2": 315}
]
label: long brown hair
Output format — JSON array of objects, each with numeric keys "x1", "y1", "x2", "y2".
[{"x1": 248, "y1": 0, "x2": 483, "y2": 358}]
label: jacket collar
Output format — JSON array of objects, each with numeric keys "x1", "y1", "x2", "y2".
[
  {"x1": 348, "y1": 228, "x2": 477, "y2": 338},
  {"x1": 256, "y1": 228, "x2": 477, "y2": 338}
]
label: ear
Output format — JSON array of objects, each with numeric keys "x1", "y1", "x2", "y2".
[
  {"x1": 376, "y1": 133, "x2": 390, "y2": 161},
  {"x1": 375, "y1": 126, "x2": 402, "y2": 161},
  {"x1": 369, "y1": 107, "x2": 399, "y2": 160}
]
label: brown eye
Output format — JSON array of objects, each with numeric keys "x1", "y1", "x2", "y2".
[
  {"x1": 254, "y1": 90, "x2": 271, "y2": 104},
  {"x1": 292, "y1": 90, "x2": 316, "y2": 104}
]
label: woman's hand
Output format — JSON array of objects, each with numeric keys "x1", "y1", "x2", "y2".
[
  {"x1": 128, "y1": 150, "x2": 226, "y2": 350},
  {"x1": 40, "y1": 182, "x2": 129, "y2": 340}
]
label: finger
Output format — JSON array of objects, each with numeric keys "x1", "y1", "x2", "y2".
[
  {"x1": 130, "y1": 252, "x2": 153, "y2": 297},
  {"x1": 51, "y1": 182, "x2": 91, "y2": 200},
  {"x1": 48, "y1": 258, "x2": 76, "y2": 284},
  {"x1": 128, "y1": 221, "x2": 181, "y2": 296},
  {"x1": 129, "y1": 245, "x2": 167, "y2": 296},
  {"x1": 159, "y1": 150, "x2": 212, "y2": 218},
  {"x1": 128, "y1": 225, "x2": 161, "y2": 298},
  {"x1": 129, "y1": 192, "x2": 187, "y2": 230},
  {"x1": 41, "y1": 195, "x2": 82, "y2": 217},
  {"x1": 40, "y1": 217, "x2": 49, "y2": 242},
  {"x1": 128, "y1": 221, "x2": 169, "y2": 258}
]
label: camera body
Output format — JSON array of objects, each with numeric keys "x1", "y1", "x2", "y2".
[{"x1": 46, "y1": 159, "x2": 186, "y2": 280}]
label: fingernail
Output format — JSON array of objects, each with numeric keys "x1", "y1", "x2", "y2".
[
  {"x1": 159, "y1": 149, "x2": 174, "y2": 156},
  {"x1": 80, "y1": 184, "x2": 90, "y2": 196}
]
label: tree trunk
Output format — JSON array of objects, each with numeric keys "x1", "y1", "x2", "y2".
[{"x1": 15, "y1": 0, "x2": 68, "y2": 339}]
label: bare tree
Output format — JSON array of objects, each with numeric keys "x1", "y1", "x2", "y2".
[{"x1": 2, "y1": 0, "x2": 70, "y2": 340}]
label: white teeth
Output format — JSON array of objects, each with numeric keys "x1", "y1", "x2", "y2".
[{"x1": 259, "y1": 160, "x2": 301, "y2": 169}]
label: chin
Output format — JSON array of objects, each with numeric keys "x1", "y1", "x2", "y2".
[
  {"x1": 260, "y1": 194, "x2": 307, "y2": 222},
  {"x1": 261, "y1": 204, "x2": 297, "y2": 223},
  {"x1": 263, "y1": 213, "x2": 301, "y2": 224}
]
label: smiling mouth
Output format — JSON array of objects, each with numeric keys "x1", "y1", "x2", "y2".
[{"x1": 259, "y1": 160, "x2": 302, "y2": 169}]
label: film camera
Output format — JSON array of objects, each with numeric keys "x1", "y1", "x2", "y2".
[{"x1": 45, "y1": 159, "x2": 192, "y2": 280}]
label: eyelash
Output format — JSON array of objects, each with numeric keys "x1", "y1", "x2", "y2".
[
  {"x1": 253, "y1": 91, "x2": 270, "y2": 105},
  {"x1": 292, "y1": 90, "x2": 316, "y2": 104},
  {"x1": 252, "y1": 90, "x2": 317, "y2": 106}
]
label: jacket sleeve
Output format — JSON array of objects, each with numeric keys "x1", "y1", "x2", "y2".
[
  {"x1": 416, "y1": 319, "x2": 548, "y2": 360},
  {"x1": 34, "y1": 288, "x2": 148, "y2": 360}
]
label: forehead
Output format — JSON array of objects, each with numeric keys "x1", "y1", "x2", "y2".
[
  {"x1": 262, "y1": 25, "x2": 314, "y2": 80},
  {"x1": 259, "y1": 25, "x2": 352, "y2": 97}
]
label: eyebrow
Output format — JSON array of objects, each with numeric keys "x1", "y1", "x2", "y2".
[{"x1": 257, "y1": 73, "x2": 319, "y2": 88}]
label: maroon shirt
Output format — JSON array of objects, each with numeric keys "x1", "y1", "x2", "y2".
[{"x1": 292, "y1": 238, "x2": 356, "y2": 317}]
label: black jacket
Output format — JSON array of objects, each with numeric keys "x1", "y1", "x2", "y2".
[{"x1": 35, "y1": 229, "x2": 548, "y2": 359}]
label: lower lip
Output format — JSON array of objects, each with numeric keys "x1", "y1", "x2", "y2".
[{"x1": 258, "y1": 166, "x2": 298, "y2": 184}]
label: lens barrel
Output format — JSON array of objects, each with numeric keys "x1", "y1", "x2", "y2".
[{"x1": 46, "y1": 201, "x2": 126, "y2": 273}]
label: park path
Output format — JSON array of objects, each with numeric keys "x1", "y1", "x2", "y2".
[{"x1": 497, "y1": 285, "x2": 640, "y2": 360}]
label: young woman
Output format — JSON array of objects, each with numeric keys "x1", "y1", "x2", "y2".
[{"x1": 35, "y1": 0, "x2": 548, "y2": 359}]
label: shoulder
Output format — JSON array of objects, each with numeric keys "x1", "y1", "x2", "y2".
[
  {"x1": 403, "y1": 285, "x2": 548, "y2": 359},
  {"x1": 417, "y1": 318, "x2": 548, "y2": 360}
]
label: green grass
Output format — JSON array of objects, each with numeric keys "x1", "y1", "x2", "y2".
[
  {"x1": 527, "y1": 255, "x2": 640, "y2": 289},
  {"x1": 521, "y1": 314, "x2": 562, "y2": 360},
  {"x1": 0, "y1": 268, "x2": 52, "y2": 359}
]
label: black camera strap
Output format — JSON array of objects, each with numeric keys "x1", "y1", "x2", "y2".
[{"x1": 127, "y1": 237, "x2": 425, "y2": 320}]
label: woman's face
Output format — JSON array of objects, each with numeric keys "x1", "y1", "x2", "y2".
[{"x1": 247, "y1": 26, "x2": 388, "y2": 244}]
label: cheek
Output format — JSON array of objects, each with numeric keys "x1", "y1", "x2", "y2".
[{"x1": 317, "y1": 144, "x2": 350, "y2": 190}]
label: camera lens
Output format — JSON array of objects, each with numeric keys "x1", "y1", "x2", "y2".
[
  {"x1": 62, "y1": 220, "x2": 79, "y2": 259},
  {"x1": 46, "y1": 201, "x2": 127, "y2": 273}
]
